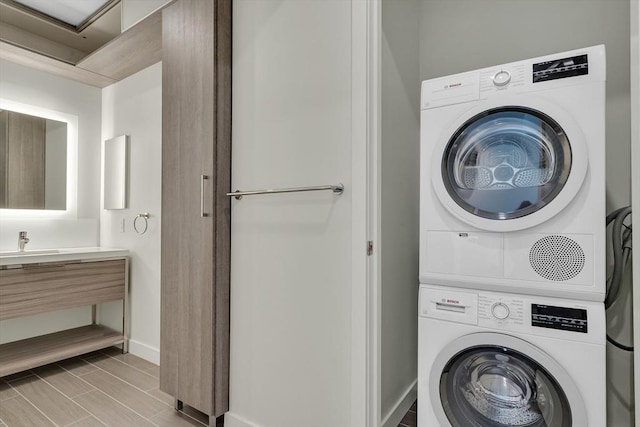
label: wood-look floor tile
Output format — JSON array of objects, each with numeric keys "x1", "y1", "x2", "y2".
[
  {"x1": 100, "y1": 346, "x2": 124, "y2": 357},
  {"x1": 0, "y1": 371, "x2": 32, "y2": 382},
  {"x1": 33, "y1": 364, "x2": 95, "y2": 398},
  {"x1": 145, "y1": 366, "x2": 160, "y2": 379},
  {"x1": 73, "y1": 390, "x2": 155, "y2": 427},
  {"x1": 68, "y1": 416, "x2": 108, "y2": 426},
  {"x1": 8, "y1": 375, "x2": 89, "y2": 426},
  {"x1": 81, "y1": 370, "x2": 167, "y2": 419},
  {"x1": 83, "y1": 356, "x2": 158, "y2": 391},
  {"x1": 147, "y1": 387, "x2": 174, "y2": 406},
  {"x1": 57, "y1": 357, "x2": 99, "y2": 376},
  {"x1": 399, "y1": 409, "x2": 417, "y2": 427},
  {"x1": 0, "y1": 380, "x2": 17, "y2": 402},
  {"x1": 82, "y1": 353, "x2": 112, "y2": 364},
  {"x1": 0, "y1": 395, "x2": 55, "y2": 427},
  {"x1": 108, "y1": 353, "x2": 158, "y2": 372},
  {"x1": 397, "y1": 399, "x2": 418, "y2": 427},
  {"x1": 152, "y1": 408, "x2": 206, "y2": 427}
]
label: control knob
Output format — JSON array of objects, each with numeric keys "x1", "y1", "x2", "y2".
[
  {"x1": 492, "y1": 70, "x2": 511, "y2": 86},
  {"x1": 491, "y1": 302, "x2": 510, "y2": 320}
]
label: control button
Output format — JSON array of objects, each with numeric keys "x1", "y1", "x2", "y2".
[
  {"x1": 491, "y1": 302, "x2": 510, "y2": 320},
  {"x1": 493, "y1": 70, "x2": 511, "y2": 86}
]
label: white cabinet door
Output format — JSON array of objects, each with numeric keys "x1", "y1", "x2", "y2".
[{"x1": 229, "y1": 1, "x2": 362, "y2": 426}]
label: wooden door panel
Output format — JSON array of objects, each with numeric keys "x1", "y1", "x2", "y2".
[{"x1": 161, "y1": 0, "x2": 230, "y2": 418}]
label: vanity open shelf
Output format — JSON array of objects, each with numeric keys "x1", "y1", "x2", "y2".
[
  {"x1": 0, "y1": 324, "x2": 123, "y2": 377},
  {"x1": 0, "y1": 250, "x2": 128, "y2": 377}
]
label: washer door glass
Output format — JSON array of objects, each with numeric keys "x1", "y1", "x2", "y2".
[
  {"x1": 440, "y1": 346, "x2": 572, "y2": 427},
  {"x1": 443, "y1": 107, "x2": 571, "y2": 220}
]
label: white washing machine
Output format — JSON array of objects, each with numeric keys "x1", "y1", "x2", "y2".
[
  {"x1": 419, "y1": 46, "x2": 606, "y2": 301},
  {"x1": 418, "y1": 284, "x2": 606, "y2": 427}
]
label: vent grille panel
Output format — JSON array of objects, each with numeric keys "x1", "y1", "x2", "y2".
[{"x1": 529, "y1": 235, "x2": 585, "y2": 281}]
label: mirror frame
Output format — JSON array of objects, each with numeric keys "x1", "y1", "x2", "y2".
[{"x1": 0, "y1": 98, "x2": 78, "y2": 219}]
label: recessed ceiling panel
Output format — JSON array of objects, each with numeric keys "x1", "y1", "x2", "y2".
[{"x1": 13, "y1": 0, "x2": 111, "y2": 26}]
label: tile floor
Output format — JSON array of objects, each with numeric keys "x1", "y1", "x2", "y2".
[
  {"x1": 0, "y1": 347, "x2": 208, "y2": 427},
  {"x1": 2, "y1": 349, "x2": 417, "y2": 427},
  {"x1": 397, "y1": 401, "x2": 417, "y2": 427}
]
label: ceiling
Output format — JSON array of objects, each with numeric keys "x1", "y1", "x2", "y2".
[
  {"x1": 0, "y1": 0, "x2": 121, "y2": 64},
  {"x1": 13, "y1": 0, "x2": 113, "y2": 27}
]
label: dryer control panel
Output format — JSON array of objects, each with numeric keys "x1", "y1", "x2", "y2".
[{"x1": 421, "y1": 44, "x2": 605, "y2": 110}]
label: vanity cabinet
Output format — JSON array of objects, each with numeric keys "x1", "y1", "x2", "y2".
[
  {"x1": 160, "y1": 0, "x2": 231, "y2": 421},
  {"x1": 0, "y1": 257, "x2": 128, "y2": 377}
]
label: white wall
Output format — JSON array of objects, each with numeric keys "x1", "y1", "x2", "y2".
[
  {"x1": 380, "y1": 1, "x2": 420, "y2": 426},
  {"x1": 100, "y1": 62, "x2": 162, "y2": 364},
  {"x1": 419, "y1": 1, "x2": 633, "y2": 425},
  {"x1": 0, "y1": 58, "x2": 101, "y2": 344}
]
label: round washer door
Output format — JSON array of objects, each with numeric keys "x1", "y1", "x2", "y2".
[
  {"x1": 429, "y1": 333, "x2": 587, "y2": 427},
  {"x1": 431, "y1": 97, "x2": 588, "y2": 232}
]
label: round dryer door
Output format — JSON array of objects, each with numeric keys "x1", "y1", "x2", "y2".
[
  {"x1": 429, "y1": 333, "x2": 587, "y2": 427},
  {"x1": 432, "y1": 100, "x2": 588, "y2": 232}
]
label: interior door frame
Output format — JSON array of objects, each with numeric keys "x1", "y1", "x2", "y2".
[
  {"x1": 354, "y1": 2, "x2": 640, "y2": 426},
  {"x1": 631, "y1": 0, "x2": 639, "y2": 424},
  {"x1": 350, "y1": 0, "x2": 382, "y2": 426}
]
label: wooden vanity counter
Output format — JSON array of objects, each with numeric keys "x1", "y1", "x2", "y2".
[{"x1": 0, "y1": 248, "x2": 129, "y2": 377}]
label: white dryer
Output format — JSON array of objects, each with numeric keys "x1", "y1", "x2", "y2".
[
  {"x1": 419, "y1": 46, "x2": 606, "y2": 301},
  {"x1": 418, "y1": 284, "x2": 606, "y2": 427}
]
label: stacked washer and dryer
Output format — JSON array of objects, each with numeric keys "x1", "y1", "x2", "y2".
[{"x1": 418, "y1": 46, "x2": 607, "y2": 426}]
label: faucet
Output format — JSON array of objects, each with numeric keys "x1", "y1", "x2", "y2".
[{"x1": 18, "y1": 231, "x2": 29, "y2": 252}]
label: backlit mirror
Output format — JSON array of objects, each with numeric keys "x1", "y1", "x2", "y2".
[{"x1": 0, "y1": 109, "x2": 67, "y2": 210}]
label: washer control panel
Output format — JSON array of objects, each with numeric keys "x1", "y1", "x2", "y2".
[
  {"x1": 531, "y1": 304, "x2": 588, "y2": 333},
  {"x1": 478, "y1": 294, "x2": 524, "y2": 327},
  {"x1": 533, "y1": 54, "x2": 588, "y2": 83},
  {"x1": 479, "y1": 64, "x2": 526, "y2": 93},
  {"x1": 420, "y1": 285, "x2": 604, "y2": 344}
]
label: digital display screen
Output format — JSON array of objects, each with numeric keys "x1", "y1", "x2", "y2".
[
  {"x1": 533, "y1": 54, "x2": 588, "y2": 83},
  {"x1": 531, "y1": 304, "x2": 588, "y2": 333}
]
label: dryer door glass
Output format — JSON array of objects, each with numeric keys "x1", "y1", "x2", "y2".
[
  {"x1": 443, "y1": 107, "x2": 571, "y2": 220},
  {"x1": 439, "y1": 345, "x2": 572, "y2": 426}
]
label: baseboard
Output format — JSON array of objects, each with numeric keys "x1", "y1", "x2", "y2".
[
  {"x1": 381, "y1": 379, "x2": 418, "y2": 427},
  {"x1": 224, "y1": 412, "x2": 262, "y2": 427},
  {"x1": 127, "y1": 339, "x2": 160, "y2": 365},
  {"x1": 225, "y1": 380, "x2": 417, "y2": 427}
]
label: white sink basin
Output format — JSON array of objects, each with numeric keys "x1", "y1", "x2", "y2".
[
  {"x1": 0, "y1": 247, "x2": 129, "y2": 266},
  {"x1": 0, "y1": 249, "x2": 61, "y2": 256}
]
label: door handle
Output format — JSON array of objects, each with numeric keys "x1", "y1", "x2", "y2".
[{"x1": 201, "y1": 175, "x2": 209, "y2": 217}]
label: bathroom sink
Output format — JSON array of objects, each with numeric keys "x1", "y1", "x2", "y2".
[
  {"x1": 0, "y1": 249, "x2": 61, "y2": 256},
  {"x1": 0, "y1": 247, "x2": 128, "y2": 266}
]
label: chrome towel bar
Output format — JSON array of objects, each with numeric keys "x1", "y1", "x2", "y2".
[{"x1": 227, "y1": 183, "x2": 344, "y2": 200}]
